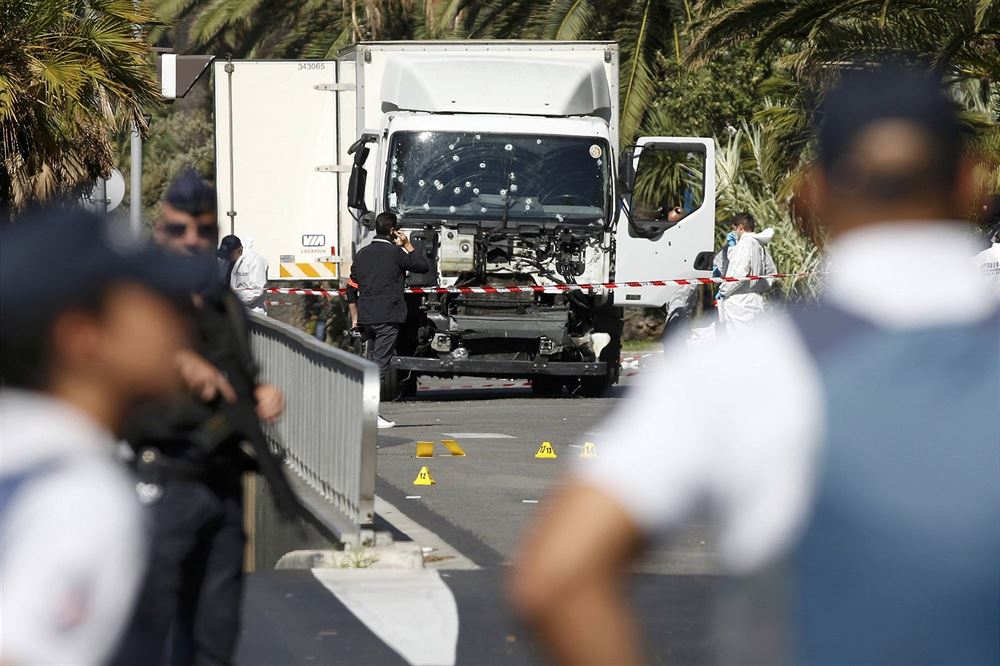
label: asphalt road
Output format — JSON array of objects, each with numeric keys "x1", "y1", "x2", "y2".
[
  {"x1": 238, "y1": 348, "x2": 740, "y2": 665},
  {"x1": 375, "y1": 349, "x2": 721, "y2": 575}
]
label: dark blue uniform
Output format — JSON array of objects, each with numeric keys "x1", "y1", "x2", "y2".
[{"x1": 113, "y1": 285, "x2": 293, "y2": 666}]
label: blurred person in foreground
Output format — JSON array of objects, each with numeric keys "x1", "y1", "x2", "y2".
[
  {"x1": 0, "y1": 210, "x2": 193, "y2": 665},
  {"x1": 112, "y1": 169, "x2": 298, "y2": 666},
  {"x1": 717, "y1": 212, "x2": 777, "y2": 333},
  {"x1": 230, "y1": 235, "x2": 269, "y2": 314},
  {"x1": 510, "y1": 67, "x2": 999, "y2": 665}
]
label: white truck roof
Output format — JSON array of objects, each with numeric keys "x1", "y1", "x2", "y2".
[{"x1": 339, "y1": 41, "x2": 619, "y2": 146}]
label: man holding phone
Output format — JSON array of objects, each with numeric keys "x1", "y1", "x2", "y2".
[{"x1": 346, "y1": 212, "x2": 429, "y2": 427}]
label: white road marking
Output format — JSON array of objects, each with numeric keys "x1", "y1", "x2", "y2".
[
  {"x1": 441, "y1": 432, "x2": 515, "y2": 439},
  {"x1": 313, "y1": 569, "x2": 459, "y2": 666},
  {"x1": 374, "y1": 496, "x2": 479, "y2": 571}
]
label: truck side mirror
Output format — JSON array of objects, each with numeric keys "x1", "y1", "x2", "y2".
[
  {"x1": 617, "y1": 147, "x2": 636, "y2": 194},
  {"x1": 359, "y1": 211, "x2": 375, "y2": 229},
  {"x1": 347, "y1": 145, "x2": 370, "y2": 212}
]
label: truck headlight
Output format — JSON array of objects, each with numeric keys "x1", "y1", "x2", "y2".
[
  {"x1": 538, "y1": 337, "x2": 557, "y2": 355},
  {"x1": 431, "y1": 333, "x2": 452, "y2": 353}
]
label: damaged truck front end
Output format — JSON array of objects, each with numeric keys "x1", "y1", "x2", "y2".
[{"x1": 372, "y1": 121, "x2": 623, "y2": 397}]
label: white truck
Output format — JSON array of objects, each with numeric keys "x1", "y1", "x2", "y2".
[{"x1": 214, "y1": 41, "x2": 716, "y2": 398}]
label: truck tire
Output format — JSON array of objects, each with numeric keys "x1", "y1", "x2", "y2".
[
  {"x1": 531, "y1": 376, "x2": 564, "y2": 396},
  {"x1": 577, "y1": 365, "x2": 618, "y2": 398},
  {"x1": 381, "y1": 368, "x2": 417, "y2": 402}
]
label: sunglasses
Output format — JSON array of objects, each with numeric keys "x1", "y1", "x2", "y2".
[{"x1": 162, "y1": 222, "x2": 218, "y2": 240}]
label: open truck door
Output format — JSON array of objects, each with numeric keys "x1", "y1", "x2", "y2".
[
  {"x1": 214, "y1": 60, "x2": 349, "y2": 280},
  {"x1": 614, "y1": 137, "x2": 716, "y2": 306}
]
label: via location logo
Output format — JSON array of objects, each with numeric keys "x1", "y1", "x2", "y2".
[{"x1": 301, "y1": 234, "x2": 326, "y2": 247}]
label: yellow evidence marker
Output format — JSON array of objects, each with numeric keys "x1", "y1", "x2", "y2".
[
  {"x1": 535, "y1": 441, "x2": 557, "y2": 459},
  {"x1": 413, "y1": 466, "x2": 436, "y2": 485},
  {"x1": 416, "y1": 441, "x2": 434, "y2": 458},
  {"x1": 580, "y1": 442, "x2": 598, "y2": 459},
  {"x1": 441, "y1": 439, "x2": 466, "y2": 456}
]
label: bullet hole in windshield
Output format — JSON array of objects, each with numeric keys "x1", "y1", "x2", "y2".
[
  {"x1": 449, "y1": 205, "x2": 456, "y2": 213},
  {"x1": 452, "y1": 155, "x2": 460, "y2": 162},
  {"x1": 526, "y1": 198, "x2": 533, "y2": 205},
  {"x1": 448, "y1": 144, "x2": 455, "y2": 150},
  {"x1": 556, "y1": 214, "x2": 565, "y2": 222},
  {"x1": 418, "y1": 179, "x2": 425, "y2": 187},
  {"x1": 479, "y1": 162, "x2": 486, "y2": 169},
  {"x1": 475, "y1": 134, "x2": 481, "y2": 140},
  {"x1": 504, "y1": 144, "x2": 513, "y2": 151},
  {"x1": 480, "y1": 206, "x2": 487, "y2": 213},
  {"x1": 453, "y1": 187, "x2": 461, "y2": 194},
  {"x1": 434, "y1": 180, "x2": 443, "y2": 190},
  {"x1": 472, "y1": 187, "x2": 480, "y2": 195},
  {"x1": 464, "y1": 181, "x2": 471, "y2": 188},
  {"x1": 510, "y1": 184, "x2": 518, "y2": 192},
  {"x1": 500, "y1": 189, "x2": 507, "y2": 197},
  {"x1": 396, "y1": 175, "x2": 404, "y2": 183},
  {"x1": 422, "y1": 202, "x2": 430, "y2": 210},
  {"x1": 536, "y1": 139, "x2": 542, "y2": 144}
]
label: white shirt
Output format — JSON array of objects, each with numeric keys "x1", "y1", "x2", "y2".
[
  {"x1": 0, "y1": 391, "x2": 145, "y2": 665},
  {"x1": 231, "y1": 240, "x2": 269, "y2": 313},
  {"x1": 575, "y1": 222, "x2": 997, "y2": 573},
  {"x1": 974, "y1": 242, "x2": 1000, "y2": 298}
]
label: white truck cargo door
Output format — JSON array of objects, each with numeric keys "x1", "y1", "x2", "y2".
[
  {"x1": 214, "y1": 60, "x2": 342, "y2": 281},
  {"x1": 614, "y1": 137, "x2": 716, "y2": 307}
]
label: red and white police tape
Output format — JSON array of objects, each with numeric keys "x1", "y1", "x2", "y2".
[{"x1": 260, "y1": 272, "x2": 811, "y2": 299}]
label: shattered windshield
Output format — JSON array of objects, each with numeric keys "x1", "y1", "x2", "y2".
[{"x1": 385, "y1": 131, "x2": 609, "y2": 224}]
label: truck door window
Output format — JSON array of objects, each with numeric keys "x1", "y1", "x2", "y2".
[{"x1": 629, "y1": 145, "x2": 706, "y2": 236}]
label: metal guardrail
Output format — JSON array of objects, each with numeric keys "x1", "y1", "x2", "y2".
[{"x1": 248, "y1": 312, "x2": 379, "y2": 545}]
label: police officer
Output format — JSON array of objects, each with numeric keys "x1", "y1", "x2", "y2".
[
  {"x1": 346, "y1": 212, "x2": 429, "y2": 427},
  {"x1": 0, "y1": 209, "x2": 194, "y2": 666},
  {"x1": 112, "y1": 170, "x2": 294, "y2": 666}
]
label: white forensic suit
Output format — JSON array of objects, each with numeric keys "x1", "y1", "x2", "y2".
[
  {"x1": 718, "y1": 228, "x2": 776, "y2": 333},
  {"x1": 973, "y1": 241, "x2": 1000, "y2": 298},
  {"x1": 230, "y1": 237, "x2": 269, "y2": 314}
]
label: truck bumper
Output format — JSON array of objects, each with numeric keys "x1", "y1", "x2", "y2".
[{"x1": 391, "y1": 356, "x2": 608, "y2": 378}]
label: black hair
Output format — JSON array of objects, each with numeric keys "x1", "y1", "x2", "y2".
[
  {"x1": 163, "y1": 167, "x2": 217, "y2": 217},
  {"x1": 817, "y1": 65, "x2": 964, "y2": 202},
  {"x1": 375, "y1": 212, "x2": 398, "y2": 237},
  {"x1": 731, "y1": 212, "x2": 756, "y2": 232}
]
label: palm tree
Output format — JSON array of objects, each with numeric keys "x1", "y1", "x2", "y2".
[
  {"x1": 0, "y1": 0, "x2": 160, "y2": 213},
  {"x1": 691, "y1": 0, "x2": 999, "y2": 83},
  {"x1": 689, "y1": 0, "x2": 1000, "y2": 193}
]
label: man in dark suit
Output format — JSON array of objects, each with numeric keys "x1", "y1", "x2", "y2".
[{"x1": 346, "y1": 212, "x2": 429, "y2": 427}]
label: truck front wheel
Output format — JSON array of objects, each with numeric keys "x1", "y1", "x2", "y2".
[
  {"x1": 382, "y1": 368, "x2": 418, "y2": 402},
  {"x1": 530, "y1": 375, "x2": 565, "y2": 396},
  {"x1": 577, "y1": 364, "x2": 618, "y2": 398}
]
